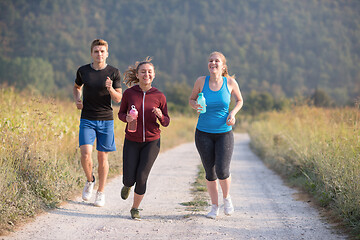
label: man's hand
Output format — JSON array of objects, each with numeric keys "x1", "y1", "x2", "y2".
[
  {"x1": 75, "y1": 98, "x2": 83, "y2": 110},
  {"x1": 105, "y1": 76, "x2": 113, "y2": 91}
]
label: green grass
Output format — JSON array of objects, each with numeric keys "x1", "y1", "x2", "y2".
[
  {"x1": 181, "y1": 165, "x2": 209, "y2": 212},
  {"x1": 248, "y1": 106, "x2": 360, "y2": 237},
  {"x1": 0, "y1": 87, "x2": 196, "y2": 234}
]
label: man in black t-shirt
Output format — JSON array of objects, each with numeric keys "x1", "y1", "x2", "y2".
[{"x1": 73, "y1": 39, "x2": 122, "y2": 207}]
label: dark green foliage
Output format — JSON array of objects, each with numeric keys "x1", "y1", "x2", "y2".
[
  {"x1": 243, "y1": 90, "x2": 290, "y2": 115},
  {"x1": 164, "y1": 81, "x2": 193, "y2": 114},
  {"x1": 311, "y1": 88, "x2": 333, "y2": 107},
  {"x1": 0, "y1": 56, "x2": 55, "y2": 94}
]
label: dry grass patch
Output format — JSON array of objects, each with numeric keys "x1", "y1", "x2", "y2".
[{"x1": 248, "y1": 106, "x2": 360, "y2": 237}]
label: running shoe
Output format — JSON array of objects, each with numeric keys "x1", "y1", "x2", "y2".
[
  {"x1": 224, "y1": 195, "x2": 234, "y2": 215},
  {"x1": 121, "y1": 186, "x2": 131, "y2": 200},
  {"x1": 94, "y1": 191, "x2": 105, "y2": 207},
  {"x1": 130, "y1": 208, "x2": 141, "y2": 220},
  {"x1": 82, "y1": 176, "x2": 95, "y2": 201},
  {"x1": 206, "y1": 204, "x2": 219, "y2": 219}
]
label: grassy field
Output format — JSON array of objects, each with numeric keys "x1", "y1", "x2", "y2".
[
  {"x1": 248, "y1": 106, "x2": 360, "y2": 237},
  {"x1": 0, "y1": 87, "x2": 196, "y2": 234},
  {"x1": 4, "y1": 87, "x2": 358, "y2": 236}
]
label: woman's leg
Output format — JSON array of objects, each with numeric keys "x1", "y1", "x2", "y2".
[
  {"x1": 215, "y1": 131, "x2": 234, "y2": 198},
  {"x1": 206, "y1": 180, "x2": 219, "y2": 205},
  {"x1": 133, "y1": 139, "x2": 160, "y2": 205},
  {"x1": 219, "y1": 176, "x2": 231, "y2": 198},
  {"x1": 195, "y1": 129, "x2": 217, "y2": 181},
  {"x1": 122, "y1": 139, "x2": 141, "y2": 188},
  {"x1": 195, "y1": 129, "x2": 220, "y2": 215},
  {"x1": 132, "y1": 193, "x2": 144, "y2": 209}
]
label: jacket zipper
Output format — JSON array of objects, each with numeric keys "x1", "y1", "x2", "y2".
[{"x1": 142, "y1": 91, "x2": 146, "y2": 142}]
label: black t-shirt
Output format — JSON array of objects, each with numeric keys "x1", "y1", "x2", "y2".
[{"x1": 75, "y1": 64, "x2": 122, "y2": 120}]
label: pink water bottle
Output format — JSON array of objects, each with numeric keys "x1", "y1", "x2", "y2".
[{"x1": 128, "y1": 105, "x2": 138, "y2": 132}]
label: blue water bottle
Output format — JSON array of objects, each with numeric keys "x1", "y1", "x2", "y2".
[{"x1": 197, "y1": 93, "x2": 206, "y2": 113}]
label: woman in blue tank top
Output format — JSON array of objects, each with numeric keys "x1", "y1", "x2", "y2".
[{"x1": 189, "y1": 51, "x2": 243, "y2": 219}]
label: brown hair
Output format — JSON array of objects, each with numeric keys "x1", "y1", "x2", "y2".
[
  {"x1": 90, "y1": 39, "x2": 108, "y2": 53},
  {"x1": 123, "y1": 56, "x2": 154, "y2": 87},
  {"x1": 209, "y1": 51, "x2": 235, "y2": 78}
]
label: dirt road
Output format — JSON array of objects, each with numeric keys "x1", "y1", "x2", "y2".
[{"x1": 2, "y1": 133, "x2": 347, "y2": 240}]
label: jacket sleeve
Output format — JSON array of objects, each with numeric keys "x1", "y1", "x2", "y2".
[
  {"x1": 118, "y1": 91, "x2": 128, "y2": 123},
  {"x1": 158, "y1": 94, "x2": 170, "y2": 127}
]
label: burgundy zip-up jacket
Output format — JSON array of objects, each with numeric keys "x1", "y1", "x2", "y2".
[{"x1": 118, "y1": 85, "x2": 170, "y2": 142}]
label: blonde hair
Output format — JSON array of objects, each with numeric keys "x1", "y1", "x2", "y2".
[
  {"x1": 123, "y1": 56, "x2": 154, "y2": 87},
  {"x1": 90, "y1": 39, "x2": 108, "y2": 53},
  {"x1": 209, "y1": 51, "x2": 235, "y2": 78}
]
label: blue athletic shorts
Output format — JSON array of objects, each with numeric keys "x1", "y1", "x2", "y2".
[{"x1": 79, "y1": 119, "x2": 116, "y2": 152}]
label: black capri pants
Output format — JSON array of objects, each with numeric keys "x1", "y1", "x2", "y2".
[
  {"x1": 122, "y1": 138, "x2": 160, "y2": 195},
  {"x1": 195, "y1": 129, "x2": 234, "y2": 181}
]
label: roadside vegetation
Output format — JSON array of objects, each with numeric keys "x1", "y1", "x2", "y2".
[
  {"x1": 0, "y1": 87, "x2": 196, "y2": 234},
  {"x1": 248, "y1": 106, "x2": 360, "y2": 237},
  {"x1": 181, "y1": 165, "x2": 209, "y2": 214},
  {"x1": 2, "y1": 86, "x2": 359, "y2": 238}
]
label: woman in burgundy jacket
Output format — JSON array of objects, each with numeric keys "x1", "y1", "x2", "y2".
[{"x1": 118, "y1": 57, "x2": 170, "y2": 220}]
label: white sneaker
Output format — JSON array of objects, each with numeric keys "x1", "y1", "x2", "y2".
[
  {"x1": 206, "y1": 204, "x2": 219, "y2": 219},
  {"x1": 94, "y1": 191, "x2": 105, "y2": 207},
  {"x1": 224, "y1": 196, "x2": 234, "y2": 215},
  {"x1": 82, "y1": 178, "x2": 95, "y2": 201}
]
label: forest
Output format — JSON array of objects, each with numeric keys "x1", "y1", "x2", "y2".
[{"x1": 0, "y1": 0, "x2": 359, "y2": 110}]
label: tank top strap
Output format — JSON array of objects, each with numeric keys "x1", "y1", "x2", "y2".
[
  {"x1": 223, "y1": 76, "x2": 230, "y2": 94},
  {"x1": 203, "y1": 76, "x2": 229, "y2": 94},
  {"x1": 202, "y1": 76, "x2": 210, "y2": 93}
]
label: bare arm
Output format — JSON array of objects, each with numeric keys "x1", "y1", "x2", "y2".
[
  {"x1": 189, "y1": 76, "x2": 205, "y2": 112},
  {"x1": 105, "y1": 76, "x2": 122, "y2": 103},
  {"x1": 226, "y1": 77, "x2": 243, "y2": 126},
  {"x1": 73, "y1": 83, "x2": 83, "y2": 110}
]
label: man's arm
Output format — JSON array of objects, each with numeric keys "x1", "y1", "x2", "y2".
[
  {"x1": 105, "y1": 76, "x2": 122, "y2": 103},
  {"x1": 73, "y1": 83, "x2": 83, "y2": 109}
]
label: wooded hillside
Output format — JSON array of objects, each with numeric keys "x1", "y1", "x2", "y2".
[{"x1": 0, "y1": 0, "x2": 359, "y2": 105}]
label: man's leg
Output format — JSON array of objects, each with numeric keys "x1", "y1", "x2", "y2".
[
  {"x1": 97, "y1": 151, "x2": 109, "y2": 192},
  {"x1": 80, "y1": 144, "x2": 96, "y2": 201},
  {"x1": 93, "y1": 120, "x2": 114, "y2": 206},
  {"x1": 80, "y1": 144, "x2": 94, "y2": 182}
]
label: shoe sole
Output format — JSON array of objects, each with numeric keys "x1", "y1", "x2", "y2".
[
  {"x1": 224, "y1": 206, "x2": 234, "y2": 215},
  {"x1": 94, "y1": 200, "x2": 105, "y2": 207},
  {"x1": 225, "y1": 211, "x2": 234, "y2": 215},
  {"x1": 82, "y1": 195, "x2": 91, "y2": 201}
]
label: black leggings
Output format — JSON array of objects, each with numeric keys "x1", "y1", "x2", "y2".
[
  {"x1": 195, "y1": 129, "x2": 234, "y2": 181},
  {"x1": 122, "y1": 138, "x2": 160, "y2": 195}
]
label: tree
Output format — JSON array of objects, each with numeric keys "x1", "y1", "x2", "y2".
[
  {"x1": 311, "y1": 88, "x2": 332, "y2": 107},
  {"x1": 243, "y1": 90, "x2": 275, "y2": 115},
  {"x1": 1, "y1": 57, "x2": 55, "y2": 94},
  {"x1": 164, "y1": 81, "x2": 192, "y2": 114}
]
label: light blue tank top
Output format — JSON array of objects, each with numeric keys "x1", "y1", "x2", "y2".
[{"x1": 196, "y1": 76, "x2": 232, "y2": 133}]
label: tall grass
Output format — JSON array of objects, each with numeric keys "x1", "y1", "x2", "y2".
[
  {"x1": 248, "y1": 106, "x2": 360, "y2": 236},
  {"x1": 0, "y1": 88, "x2": 83, "y2": 230},
  {"x1": 0, "y1": 87, "x2": 196, "y2": 234}
]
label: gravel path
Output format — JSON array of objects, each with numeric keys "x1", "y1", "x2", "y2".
[{"x1": 2, "y1": 133, "x2": 347, "y2": 240}]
